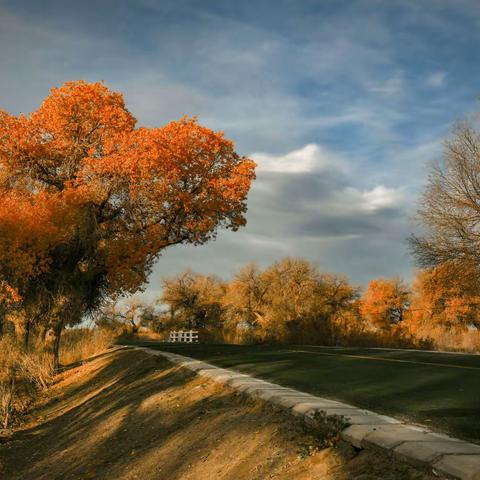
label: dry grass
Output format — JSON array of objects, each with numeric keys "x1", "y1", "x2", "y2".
[
  {"x1": 409, "y1": 324, "x2": 480, "y2": 352},
  {"x1": 0, "y1": 337, "x2": 53, "y2": 429},
  {"x1": 60, "y1": 327, "x2": 115, "y2": 366},
  {"x1": 0, "y1": 327, "x2": 115, "y2": 429}
]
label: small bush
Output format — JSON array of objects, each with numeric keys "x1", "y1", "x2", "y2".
[
  {"x1": 290, "y1": 409, "x2": 350, "y2": 459},
  {"x1": 309, "y1": 411, "x2": 350, "y2": 449}
]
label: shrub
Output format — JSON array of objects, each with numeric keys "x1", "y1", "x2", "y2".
[{"x1": 309, "y1": 411, "x2": 350, "y2": 449}]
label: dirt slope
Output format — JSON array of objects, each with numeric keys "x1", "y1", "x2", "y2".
[{"x1": 0, "y1": 348, "x2": 435, "y2": 480}]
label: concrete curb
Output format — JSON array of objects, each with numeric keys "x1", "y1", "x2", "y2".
[{"x1": 136, "y1": 346, "x2": 480, "y2": 480}]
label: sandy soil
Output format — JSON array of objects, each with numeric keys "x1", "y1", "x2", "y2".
[{"x1": 0, "y1": 348, "x2": 436, "y2": 480}]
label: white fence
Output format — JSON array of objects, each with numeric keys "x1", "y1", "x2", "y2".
[{"x1": 168, "y1": 330, "x2": 199, "y2": 343}]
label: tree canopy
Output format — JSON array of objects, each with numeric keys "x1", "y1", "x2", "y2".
[
  {"x1": 360, "y1": 278, "x2": 410, "y2": 330},
  {"x1": 410, "y1": 120, "x2": 480, "y2": 279},
  {"x1": 0, "y1": 80, "x2": 255, "y2": 364}
]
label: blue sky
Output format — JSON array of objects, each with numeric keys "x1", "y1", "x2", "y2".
[{"x1": 1, "y1": 0, "x2": 479, "y2": 300}]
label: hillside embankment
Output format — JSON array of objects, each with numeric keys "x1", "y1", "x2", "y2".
[{"x1": 0, "y1": 348, "x2": 435, "y2": 479}]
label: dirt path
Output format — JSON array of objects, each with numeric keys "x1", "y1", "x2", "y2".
[{"x1": 0, "y1": 348, "x2": 435, "y2": 480}]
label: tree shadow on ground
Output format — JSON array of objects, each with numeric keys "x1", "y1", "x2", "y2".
[{"x1": 0, "y1": 349, "x2": 436, "y2": 480}]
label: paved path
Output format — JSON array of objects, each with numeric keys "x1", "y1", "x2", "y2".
[{"x1": 135, "y1": 346, "x2": 480, "y2": 480}]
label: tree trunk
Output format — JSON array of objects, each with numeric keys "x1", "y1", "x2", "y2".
[
  {"x1": 130, "y1": 320, "x2": 138, "y2": 334},
  {"x1": 40, "y1": 326, "x2": 49, "y2": 342},
  {"x1": 53, "y1": 320, "x2": 65, "y2": 371},
  {"x1": 24, "y1": 319, "x2": 32, "y2": 351}
]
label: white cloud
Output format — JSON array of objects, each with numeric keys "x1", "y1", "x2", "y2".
[
  {"x1": 359, "y1": 185, "x2": 404, "y2": 211},
  {"x1": 324, "y1": 185, "x2": 405, "y2": 215},
  {"x1": 1, "y1": 0, "x2": 465, "y2": 293},
  {"x1": 252, "y1": 144, "x2": 343, "y2": 174}
]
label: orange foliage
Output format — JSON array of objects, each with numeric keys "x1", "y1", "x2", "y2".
[
  {"x1": 408, "y1": 264, "x2": 480, "y2": 332},
  {"x1": 0, "y1": 81, "x2": 255, "y2": 352},
  {"x1": 0, "y1": 191, "x2": 76, "y2": 305},
  {"x1": 360, "y1": 278, "x2": 410, "y2": 331}
]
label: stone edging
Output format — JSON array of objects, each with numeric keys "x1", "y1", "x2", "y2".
[{"x1": 135, "y1": 347, "x2": 480, "y2": 480}]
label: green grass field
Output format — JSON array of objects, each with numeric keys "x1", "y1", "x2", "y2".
[{"x1": 134, "y1": 342, "x2": 480, "y2": 443}]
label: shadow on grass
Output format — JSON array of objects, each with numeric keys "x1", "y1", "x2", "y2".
[{"x1": 139, "y1": 342, "x2": 480, "y2": 442}]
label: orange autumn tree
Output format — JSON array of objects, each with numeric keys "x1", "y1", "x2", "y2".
[
  {"x1": 0, "y1": 192, "x2": 76, "y2": 341},
  {"x1": 360, "y1": 278, "x2": 410, "y2": 331},
  {"x1": 0, "y1": 80, "x2": 255, "y2": 367},
  {"x1": 408, "y1": 263, "x2": 480, "y2": 338}
]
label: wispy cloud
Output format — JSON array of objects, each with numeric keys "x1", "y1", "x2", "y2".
[
  {"x1": 366, "y1": 72, "x2": 405, "y2": 97},
  {"x1": 425, "y1": 71, "x2": 447, "y2": 88},
  {"x1": 1, "y1": 0, "x2": 479, "y2": 295}
]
